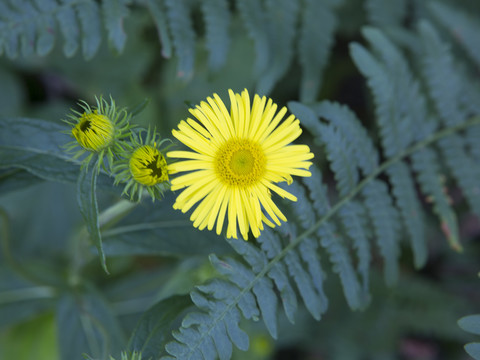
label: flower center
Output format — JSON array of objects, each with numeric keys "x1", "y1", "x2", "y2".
[
  {"x1": 129, "y1": 145, "x2": 169, "y2": 186},
  {"x1": 72, "y1": 112, "x2": 114, "y2": 152},
  {"x1": 215, "y1": 138, "x2": 266, "y2": 187}
]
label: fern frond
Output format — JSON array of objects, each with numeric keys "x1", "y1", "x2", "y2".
[
  {"x1": 320, "y1": 123, "x2": 359, "y2": 198},
  {"x1": 386, "y1": 162, "x2": 427, "y2": 268},
  {"x1": 301, "y1": 168, "x2": 363, "y2": 309},
  {"x1": 276, "y1": 225, "x2": 326, "y2": 321},
  {"x1": 200, "y1": 0, "x2": 230, "y2": 71},
  {"x1": 419, "y1": 21, "x2": 480, "y2": 217},
  {"x1": 73, "y1": 0, "x2": 102, "y2": 60},
  {"x1": 256, "y1": 229, "x2": 299, "y2": 324},
  {"x1": 410, "y1": 148, "x2": 461, "y2": 250},
  {"x1": 337, "y1": 202, "x2": 371, "y2": 302},
  {"x1": 55, "y1": 0, "x2": 80, "y2": 57},
  {"x1": 466, "y1": 124, "x2": 480, "y2": 161},
  {"x1": 364, "y1": 0, "x2": 407, "y2": 27},
  {"x1": 419, "y1": 21, "x2": 467, "y2": 126},
  {"x1": 102, "y1": 0, "x2": 130, "y2": 54},
  {"x1": 313, "y1": 101, "x2": 379, "y2": 176},
  {"x1": 429, "y1": 1, "x2": 480, "y2": 68},
  {"x1": 255, "y1": 0, "x2": 299, "y2": 95},
  {"x1": 362, "y1": 180, "x2": 401, "y2": 286},
  {"x1": 235, "y1": 0, "x2": 269, "y2": 77},
  {"x1": 437, "y1": 135, "x2": 480, "y2": 217},
  {"x1": 297, "y1": 0, "x2": 337, "y2": 102},
  {"x1": 161, "y1": 23, "x2": 480, "y2": 360},
  {"x1": 164, "y1": 0, "x2": 195, "y2": 79},
  {"x1": 144, "y1": 0, "x2": 172, "y2": 58},
  {"x1": 350, "y1": 29, "x2": 414, "y2": 156},
  {"x1": 32, "y1": 0, "x2": 56, "y2": 56}
]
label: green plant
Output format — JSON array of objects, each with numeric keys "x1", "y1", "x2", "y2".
[{"x1": 1, "y1": 0, "x2": 479, "y2": 359}]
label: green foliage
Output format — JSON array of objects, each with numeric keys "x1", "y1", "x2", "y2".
[
  {"x1": 77, "y1": 166, "x2": 107, "y2": 273},
  {"x1": 459, "y1": 314, "x2": 480, "y2": 360},
  {"x1": 1, "y1": 1, "x2": 480, "y2": 360}
]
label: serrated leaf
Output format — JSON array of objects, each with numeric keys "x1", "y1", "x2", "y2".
[
  {"x1": 145, "y1": 0, "x2": 172, "y2": 58},
  {"x1": 102, "y1": 0, "x2": 130, "y2": 54},
  {"x1": 164, "y1": 0, "x2": 195, "y2": 79},
  {"x1": 201, "y1": 0, "x2": 230, "y2": 70},
  {"x1": 419, "y1": 20, "x2": 467, "y2": 126},
  {"x1": 317, "y1": 223, "x2": 362, "y2": 310},
  {"x1": 429, "y1": 1, "x2": 480, "y2": 68},
  {"x1": 387, "y1": 162, "x2": 427, "y2": 269},
  {"x1": 313, "y1": 101, "x2": 379, "y2": 175},
  {"x1": 256, "y1": 0, "x2": 299, "y2": 95},
  {"x1": 56, "y1": 0, "x2": 80, "y2": 57},
  {"x1": 236, "y1": 0, "x2": 269, "y2": 77},
  {"x1": 76, "y1": 0, "x2": 102, "y2": 60},
  {"x1": 362, "y1": 180, "x2": 400, "y2": 286},
  {"x1": 298, "y1": 0, "x2": 336, "y2": 102},
  {"x1": 411, "y1": 148, "x2": 461, "y2": 251}
]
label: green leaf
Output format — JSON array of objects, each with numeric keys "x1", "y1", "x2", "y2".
[
  {"x1": 76, "y1": 0, "x2": 102, "y2": 60},
  {"x1": 77, "y1": 166, "x2": 108, "y2": 273},
  {"x1": 465, "y1": 343, "x2": 480, "y2": 360},
  {"x1": 0, "y1": 312, "x2": 59, "y2": 360},
  {"x1": 102, "y1": 0, "x2": 130, "y2": 54},
  {"x1": 362, "y1": 180, "x2": 400, "y2": 286},
  {"x1": 256, "y1": 0, "x2": 299, "y2": 95},
  {"x1": 201, "y1": 0, "x2": 230, "y2": 70},
  {"x1": 411, "y1": 148, "x2": 461, "y2": 251},
  {"x1": 236, "y1": 0, "x2": 269, "y2": 77},
  {"x1": 419, "y1": 20, "x2": 467, "y2": 126},
  {"x1": 0, "y1": 117, "x2": 114, "y2": 189},
  {"x1": 128, "y1": 295, "x2": 193, "y2": 359},
  {"x1": 164, "y1": 0, "x2": 195, "y2": 79},
  {"x1": 145, "y1": 0, "x2": 172, "y2": 58},
  {"x1": 33, "y1": 0, "x2": 57, "y2": 56},
  {"x1": 0, "y1": 168, "x2": 43, "y2": 194},
  {"x1": 56, "y1": 0, "x2": 80, "y2": 57},
  {"x1": 298, "y1": 0, "x2": 337, "y2": 102},
  {"x1": 0, "y1": 267, "x2": 55, "y2": 328},
  {"x1": 364, "y1": 0, "x2": 407, "y2": 27},
  {"x1": 101, "y1": 193, "x2": 231, "y2": 257},
  {"x1": 56, "y1": 287, "x2": 125, "y2": 360},
  {"x1": 386, "y1": 162, "x2": 427, "y2": 269},
  {"x1": 429, "y1": 1, "x2": 480, "y2": 68},
  {"x1": 459, "y1": 315, "x2": 480, "y2": 336}
]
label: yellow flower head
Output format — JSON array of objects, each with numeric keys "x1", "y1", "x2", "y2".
[
  {"x1": 167, "y1": 89, "x2": 314, "y2": 240},
  {"x1": 71, "y1": 111, "x2": 114, "y2": 152},
  {"x1": 129, "y1": 145, "x2": 169, "y2": 186},
  {"x1": 64, "y1": 96, "x2": 131, "y2": 171},
  {"x1": 113, "y1": 128, "x2": 171, "y2": 202}
]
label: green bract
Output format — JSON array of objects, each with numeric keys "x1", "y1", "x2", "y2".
[
  {"x1": 113, "y1": 128, "x2": 171, "y2": 202},
  {"x1": 64, "y1": 96, "x2": 132, "y2": 172}
]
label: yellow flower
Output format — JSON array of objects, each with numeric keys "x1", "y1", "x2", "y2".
[
  {"x1": 129, "y1": 145, "x2": 169, "y2": 186},
  {"x1": 64, "y1": 96, "x2": 131, "y2": 171},
  {"x1": 167, "y1": 89, "x2": 314, "y2": 240},
  {"x1": 113, "y1": 128, "x2": 171, "y2": 202},
  {"x1": 71, "y1": 111, "x2": 114, "y2": 152}
]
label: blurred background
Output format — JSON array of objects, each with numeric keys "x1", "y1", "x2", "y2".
[{"x1": 1, "y1": 0, "x2": 480, "y2": 359}]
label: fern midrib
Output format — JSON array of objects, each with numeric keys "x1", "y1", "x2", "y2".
[{"x1": 181, "y1": 115, "x2": 480, "y2": 358}]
